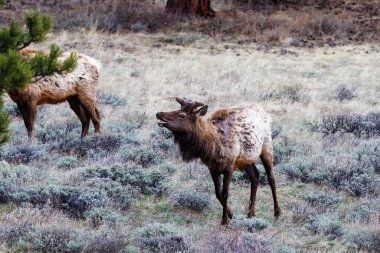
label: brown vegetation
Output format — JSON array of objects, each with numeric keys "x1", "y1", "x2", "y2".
[
  {"x1": 166, "y1": 0, "x2": 215, "y2": 17},
  {"x1": 156, "y1": 97, "x2": 280, "y2": 225},
  {"x1": 8, "y1": 49, "x2": 101, "y2": 138},
  {"x1": 0, "y1": 0, "x2": 378, "y2": 47}
]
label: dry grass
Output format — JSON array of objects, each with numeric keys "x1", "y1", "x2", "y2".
[{"x1": 1, "y1": 29, "x2": 380, "y2": 252}]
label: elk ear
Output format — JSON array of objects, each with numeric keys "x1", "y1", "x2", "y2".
[{"x1": 195, "y1": 105, "x2": 208, "y2": 117}]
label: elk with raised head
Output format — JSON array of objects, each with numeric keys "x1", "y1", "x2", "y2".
[
  {"x1": 156, "y1": 97, "x2": 281, "y2": 225},
  {"x1": 8, "y1": 49, "x2": 101, "y2": 139}
]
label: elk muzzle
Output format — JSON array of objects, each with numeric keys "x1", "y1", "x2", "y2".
[{"x1": 156, "y1": 112, "x2": 167, "y2": 127}]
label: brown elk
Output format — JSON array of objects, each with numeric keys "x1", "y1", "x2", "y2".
[
  {"x1": 7, "y1": 49, "x2": 101, "y2": 139},
  {"x1": 156, "y1": 97, "x2": 281, "y2": 225}
]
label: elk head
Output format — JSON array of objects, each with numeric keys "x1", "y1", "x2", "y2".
[{"x1": 156, "y1": 97, "x2": 208, "y2": 134}]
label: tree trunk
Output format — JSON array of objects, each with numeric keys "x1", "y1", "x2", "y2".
[{"x1": 166, "y1": 0, "x2": 215, "y2": 17}]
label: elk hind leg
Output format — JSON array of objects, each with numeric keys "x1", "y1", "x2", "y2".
[
  {"x1": 77, "y1": 94, "x2": 101, "y2": 133},
  {"x1": 260, "y1": 150, "x2": 281, "y2": 219},
  {"x1": 67, "y1": 96, "x2": 90, "y2": 138},
  {"x1": 17, "y1": 102, "x2": 37, "y2": 139},
  {"x1": 244, "y1": 163, "x2": 259, "y2": 218}
]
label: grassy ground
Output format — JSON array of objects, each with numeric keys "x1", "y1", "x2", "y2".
[{"x1": 0, "y1": 31, "x2": 379, "y2": 252}]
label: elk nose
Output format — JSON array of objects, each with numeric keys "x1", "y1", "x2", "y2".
[{"x1": 156, "y1": 112, "x2": 162, "y2": 119}]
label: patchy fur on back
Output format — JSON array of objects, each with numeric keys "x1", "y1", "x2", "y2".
[{"x1": 9, "y1": 52, "x2": 100, "y2": 105}]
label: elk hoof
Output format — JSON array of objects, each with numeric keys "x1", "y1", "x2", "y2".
[
  {"x1": 247, "y1": 210, "x2": 255, "y2": 218},
  {"x1": 227, "y1": 208, "x2": 233, "y2": 219},
  {"x1": 274, "y1": 208, "x2": 282, "y2": 219},
  {"x1": 221, "y1": 218, "x2": 229, "y2": 226}
]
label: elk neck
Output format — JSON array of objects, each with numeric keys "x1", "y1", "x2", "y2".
[{"x1": 174, "y1": 117, "x2": 224, "y2": 164}]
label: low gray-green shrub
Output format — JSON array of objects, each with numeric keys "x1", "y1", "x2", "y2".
[
  {"x1": 10, "y1": 185, "x2": 105, "y2": 218},
  {"x1": 348, "y1": 199, "x2": 380, "y2": 223},
  {"x1": 280, "y1": 157, "x2": 318, "y2": 183},
  {"x1": 0, "y1": 210, "x2": 84, "y2": 253},
  {"x1": 84, "y1": 208, "x2": 126, "y2": 228},
  {"x1": 0, "y1": 162, "x2": 45, "y2": 204},
  {"x1": 305, "y1": 213, "x2": 344, "y2": 239},
  {"x1": 97, "y1": 92, "x2": 128, "y2": 107},
  {"x1": 230, "y1": 215, "x2": 271, "y2": 232},
  {"x1": 232, "y1": 165, "x2": 268, "y2": 185},
  {"x1": 3, "y1": 102, "x2": 20, "y2": 117},
  {"x1": 353, "y1": 139, "x2": 380, "y2": 173},
  {"x1": 0, "y1": 144, "x2": 43, "y2": 163},
  {"x1": 160, "y1": 162, "x2": 177, "y2": 174},
  {"x1": 273, "y1": 137, "x2": 309, "y2": 165},
  {"x1": 150, "y1": 128, "x2": 174, "y2": 153},
  {"x1": 81, "y1": 178, "x2": 132, "y2": 210},
  {"x1": 136, "y1": 223, "x2": 188, "y2": 253},
  {"x1": 334, "y1": 85, "x2": 355, "y2": 101},
  {"x1": 304, "y1": 191, "x2": 341, "y2": 208},
  {"x1": 345, "y1": 227, "x2": 380, "y2": 252},
  {"x1": 207, "y1": 231, "x2": 270, "y2": 253},
  {"x1": 21, "y1": 225, "x2": 84, "y2": 253},
  {"x1": 82, "y1": 165, "x2": 169, "y2": 196},
  {"x1": 119, "y1": 146, "x2": 161, "y2": 167},
  {"x1": 282, "y1": 154, "x2": 378, "y2": 197},
  {"x1": 57, "y1": 156, "x2": 78, "y2": 169},
  {"x1": 84, "y1": 227, "x2": 127, "y2": 253},
  {"x1": 171, "y1": 191, "x2": 211, "y2": 212},
  {"x1": 308, "y1": 112, "x2": 380, "y2": 138}
]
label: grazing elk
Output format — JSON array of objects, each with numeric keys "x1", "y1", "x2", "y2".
[
  {"x1": 8, "y1": 49, "x2": 101, "y2": 139},
  {"x1": 156, "y1": 97, "x2": 281, "y2": 225}
]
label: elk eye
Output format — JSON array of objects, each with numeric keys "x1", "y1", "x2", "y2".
[{"x1": 178, "y1": 113, "x2": 186, "y2": 118}]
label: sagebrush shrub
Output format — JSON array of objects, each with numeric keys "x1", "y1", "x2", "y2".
[
  {"x1": 84, "y1": 208, "x2": 126, "y2": 228},
  {"x1": 230, "y1": 215, "x2": 271, "y2": 232},
  {"x1": 0, "y1": 143, "x2": 43, "y2": 163},
  {"x1": 280, "y1": 157, "x2": 318, "y2": 183},
  {"x1": 345, "y1": 227, "x2": 380, "y2": 252},
  {"x1": 136, "y1": 223, "x2": 188, "y2": 253},
  {"x1": 57, "y1": 156, "x2": 78, "y2": 169},
  {"x1": 207, "y1": 231, "x2": 270, "y2": 253},
  {"x1": 233, "y1": 165, "x2": 268, "y2": 185},
  {"x1": 81, "y1": 164, "x2": 169, "y2": 196},
  {"x1": 81, "y1": 177, "x2": 132, "y2": 210},
  {"x1": 9, "y1": 184, "x2": 106, "y2": 218},
  {"x1": 334, "y1": 85, "x2": 355, "y2": 101},
  {"x1": 306, "y1": 213, "x2": 344, "y2": 239},
  {"x1": 308, "y1": 113, "x2": 380, "y2": 138},
  {"x1": 304, "y1": 191, "x2": 341, "y2": 208},
  {"x1": 119, "y1": 146, "x2": 161, "y2": 167},
  {"x1": 273, "y1": 137, "x2": 309, "y2": 165},
  {"x1": 348, "y1": 199, "x2": 380, "y2": 223},
  {"x1": 97, "y1": 92, "x2": 128, "y2": 107},
  {"x1": 171, "y1": 191, "x2": 211, "y2": 212},
  {"x1": 0, "y1": 162, "x2": 45, "y2": 204},
  {"x1": 84, "y1": 227, "x2": 127, "y2": 253}
]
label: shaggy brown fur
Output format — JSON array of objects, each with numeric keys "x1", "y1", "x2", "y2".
[
  {"x1": 8, "y1": 49, "x2": 101, "y2": 138},
  {"x1": 156, "y1": 97, "x2": 281, "y2": 225}
]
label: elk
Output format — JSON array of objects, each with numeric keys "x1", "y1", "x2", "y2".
[
  {"x1": 7, "y1": 49, "x2": 101, "y2": 139},
  {"x1": 156, "y1": 97, "x2": 281, "y2": 225}
]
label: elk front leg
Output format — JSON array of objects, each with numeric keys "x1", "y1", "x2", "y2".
[
  {"x1": 210, "y1": 172, "x2": 233, "y2": 220},
  {"x1": 221, "y1": 168, "x2": 233, "y2": 225},
  {"x1": 244, "y1": 164, "x2": 259, "y2": 218}
]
